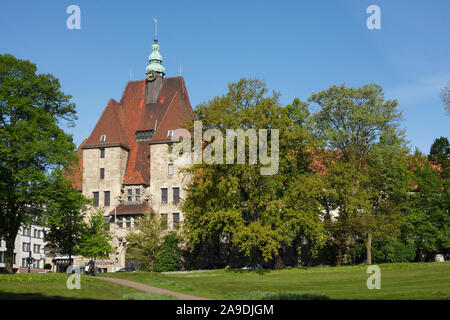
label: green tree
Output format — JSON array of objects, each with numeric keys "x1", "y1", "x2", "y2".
[
  {"x1": 182, "y1": 79, "x2": 323, "y2": 267},
  {"x1": 308, "y1": 83, "x2": 409, "y2": 264},
  {"x1": 125, "y1": 210, "x2": 165, "y2": 270},
  {"x1": 429, "y1": 136, "x2": 449, "y2": 179},
  {"x1": 282, "y1": 173, "x2": 328, "y2": 265},
  {"x1": 309, "y1": 83, "x2": 402, "y2": 160},
  {"x1": 43, "y1": 169, "x2": 91, "y2": 265},
  {"x1": 0, "y1": 54, "x2": 77, "y2": 273},
  {"x1": 154, "y1": 232, "x2": 182, "y2": 272},
  {"x1": 404, "y1": 151, "x2": 450, "y2": 260},
  {"x1": 77, "y1": 209, "x2": 113, "y2": 260}
]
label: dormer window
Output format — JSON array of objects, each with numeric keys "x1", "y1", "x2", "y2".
[
  {"x1": 100, "y1": 135, "x2": 106, "y2": 142},
  {"x1": 167, "y1": 130, "x2": 174, "y2": 138}
]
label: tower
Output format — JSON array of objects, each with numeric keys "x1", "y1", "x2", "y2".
[{"x1": 145, "y1": 19, "x2": 165, "y2": 104}]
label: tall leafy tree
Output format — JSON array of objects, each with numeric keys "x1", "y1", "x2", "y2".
[
  {"x1": 404, "y1": 151, "x2": 450, "y2": 260},
  {"x1": 125, "y1": 210, "x2": 165, "y2": 270},
  {"x1": 77, "y1": 209, "x2": 113, "y2": 260},
  {"x1": 43, "y1": 168, "x2": 91, "y2": 264},
  {"x1": 429, "y1": 136, "x2": 449, "y2": 179},
  {"x1": 182, "y1": 79, "x2": 324, "y2": 267},
  {"x1": 308, "y1": 83, "x2": 409, "y2": 264},
  {"x1": 0, "y1": 54, "x2": 76, "y2": 273}
]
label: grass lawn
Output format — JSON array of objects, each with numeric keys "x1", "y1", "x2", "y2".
[
  {"x1": 102, "y1": 262, "x2": 450, "y2": 300},
  {"x1": 0, "y1": 273, "x2": 146, "y2": 300}
]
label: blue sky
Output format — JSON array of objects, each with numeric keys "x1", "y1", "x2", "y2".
[{"x1": 1, "y1": 0, "x2": 449, "y2": 153}]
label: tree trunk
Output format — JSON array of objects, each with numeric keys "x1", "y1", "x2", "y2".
[
  {"x1": 225, "y1": 243, "x2": 232, "y2": 269},
  {"x1": 5, "y1": 236, "x2": 15, "y2": 274},
  {"x1": 366, "y1": 233, "x2": 372, "y2": 265},
  {"x1": 274, "y1": 253, "x2": 284, "y2": 269}
]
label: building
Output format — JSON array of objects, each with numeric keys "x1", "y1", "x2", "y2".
[
  {"x1": 67, "y1": 36, "x2": 195, "y2": 272},
  {"x1": 0, "y1": 224, "x2": 48, "y2": 273}
]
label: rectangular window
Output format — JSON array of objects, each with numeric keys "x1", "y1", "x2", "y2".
[
  {"x1": 33, "y1": 229, "x2": 37, "y2": 238},
  {"x1": 23, "y1": 228, "x2": 30, "y2": 237},
  {"x1": 100, "y1": 135, "x2": 106, "y2": 142},
  {"x1": 100, "y1": 168, "x2": 105, "y2": 179},
  {"x1": 118, "y1": 222, "x2": 123, "y2": 229},
  {"x1": 126, "y1": 222, "x2": 131, "y2": 229},
  {"x1": 93, "y1": 192, "x2": 99, "y2": 207},
  {"x1": 135, "y1": 196, "x2": 140, "y2": 202},
  {"x1": 173, "y1": 213, "x2": 180, "y2": 230},
  {"x1": 0, "y1": 252, "x2": 4, "y2": 263},
  {"x1": 100, "y1": 148, "x2": 105, "y2": 158},
  {"x1": 104, "y1": 191, "x2": 110, "y2": 207},
  {"x1": 22, "y1": 258, "x2": 27, "y2": 268},
  {"x1": 33, "y1": 244, "x2": 40, "y2": 254},
  {"x1": 161, "y1": 188, "x2": 168, "y2": 204},
  {"x1": 128, "y1": 189, "x2": 132, "y2": 195},
  {"x1": 128, "y1": 196, "x2": 132, "y2": 202},
  {"x1": 22, "y1": 243, "x2": 30, "y2": 252},
  {"x1": 167, "y1": 130, "x2": 174, "y2": 138},
  {"x1": 173, "y1": 187, "x2": 180, "y2": 203},
  {"x1": 168, "y1": 163, "x2": 174, "y2": 175},
  {"x1": 136, "y1": 189, "x2": 140, "y2": 195}
]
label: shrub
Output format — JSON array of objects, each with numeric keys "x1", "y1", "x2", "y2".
[
  {"x1": 154, "y1": 232, "x2": 182, "y2": 272},
  {"x1": 348, "y1": 243, "x2": 365, "y2": 264},
  {"x1": 371, "y1": 239, "x2": 416, "y2": 263},
  {"x1": 348, "y1": 239, "x2": 416, "y2": 264},
  {"x1": 44, "y1": 263, "x2": 52, "y2": 270}
]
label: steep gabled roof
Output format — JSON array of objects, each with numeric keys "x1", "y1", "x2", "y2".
[
  {"x1": 77, "y1": 76, "x2": 194, "y2": 187},
  {"x1": 82, "y1": 99, "x2": 129, "y2": 150}
]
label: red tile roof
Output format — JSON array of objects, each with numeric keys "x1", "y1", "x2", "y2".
[{"x1": 80, "y1": 77, "x2": 194, "y2": 186}]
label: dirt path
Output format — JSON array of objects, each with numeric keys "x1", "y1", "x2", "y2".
[{"x1": 95, "y1": 276, "x2": 212, "y2": 300}]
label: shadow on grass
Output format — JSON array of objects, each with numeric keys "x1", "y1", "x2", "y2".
[
  {"x1": 0, "y1": 291, "x2": 93, "y2": 300},
  {"x1": 227, "y1": 292, "x2": 330, "y2": 300}
]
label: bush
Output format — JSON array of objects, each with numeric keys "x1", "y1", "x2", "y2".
[
  {"x1": 44, "y1": 263, "x2": 52, "y2": 270},
  {"x1": 348, "y1": 239, "x2": 416, "y2": 264},
  {"x1": 348, "y1": 243, "x2": 365, "y2": 265},
  {"x1": 154, "y1": 232, "x2": 182, "y2": 272},
  {"x1": 371, "y1": 239, "x2": 416, "y2": 263}
]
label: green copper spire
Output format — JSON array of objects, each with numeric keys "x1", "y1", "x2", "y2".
[
  {"x1": 146, "y1": 40, "x2": 165, "y2": 75},
  {"x1": 146, "y1": 19, "x2": 165, "y2": 76}
]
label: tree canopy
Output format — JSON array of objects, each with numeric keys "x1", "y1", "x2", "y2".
[{"x1": 0, "y1": 54, "x2": 77, "y2": 272}]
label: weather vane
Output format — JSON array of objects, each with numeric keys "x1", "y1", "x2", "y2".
[{"x1": 154, "y1": 18, "x2": 158, "y2": 40}]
